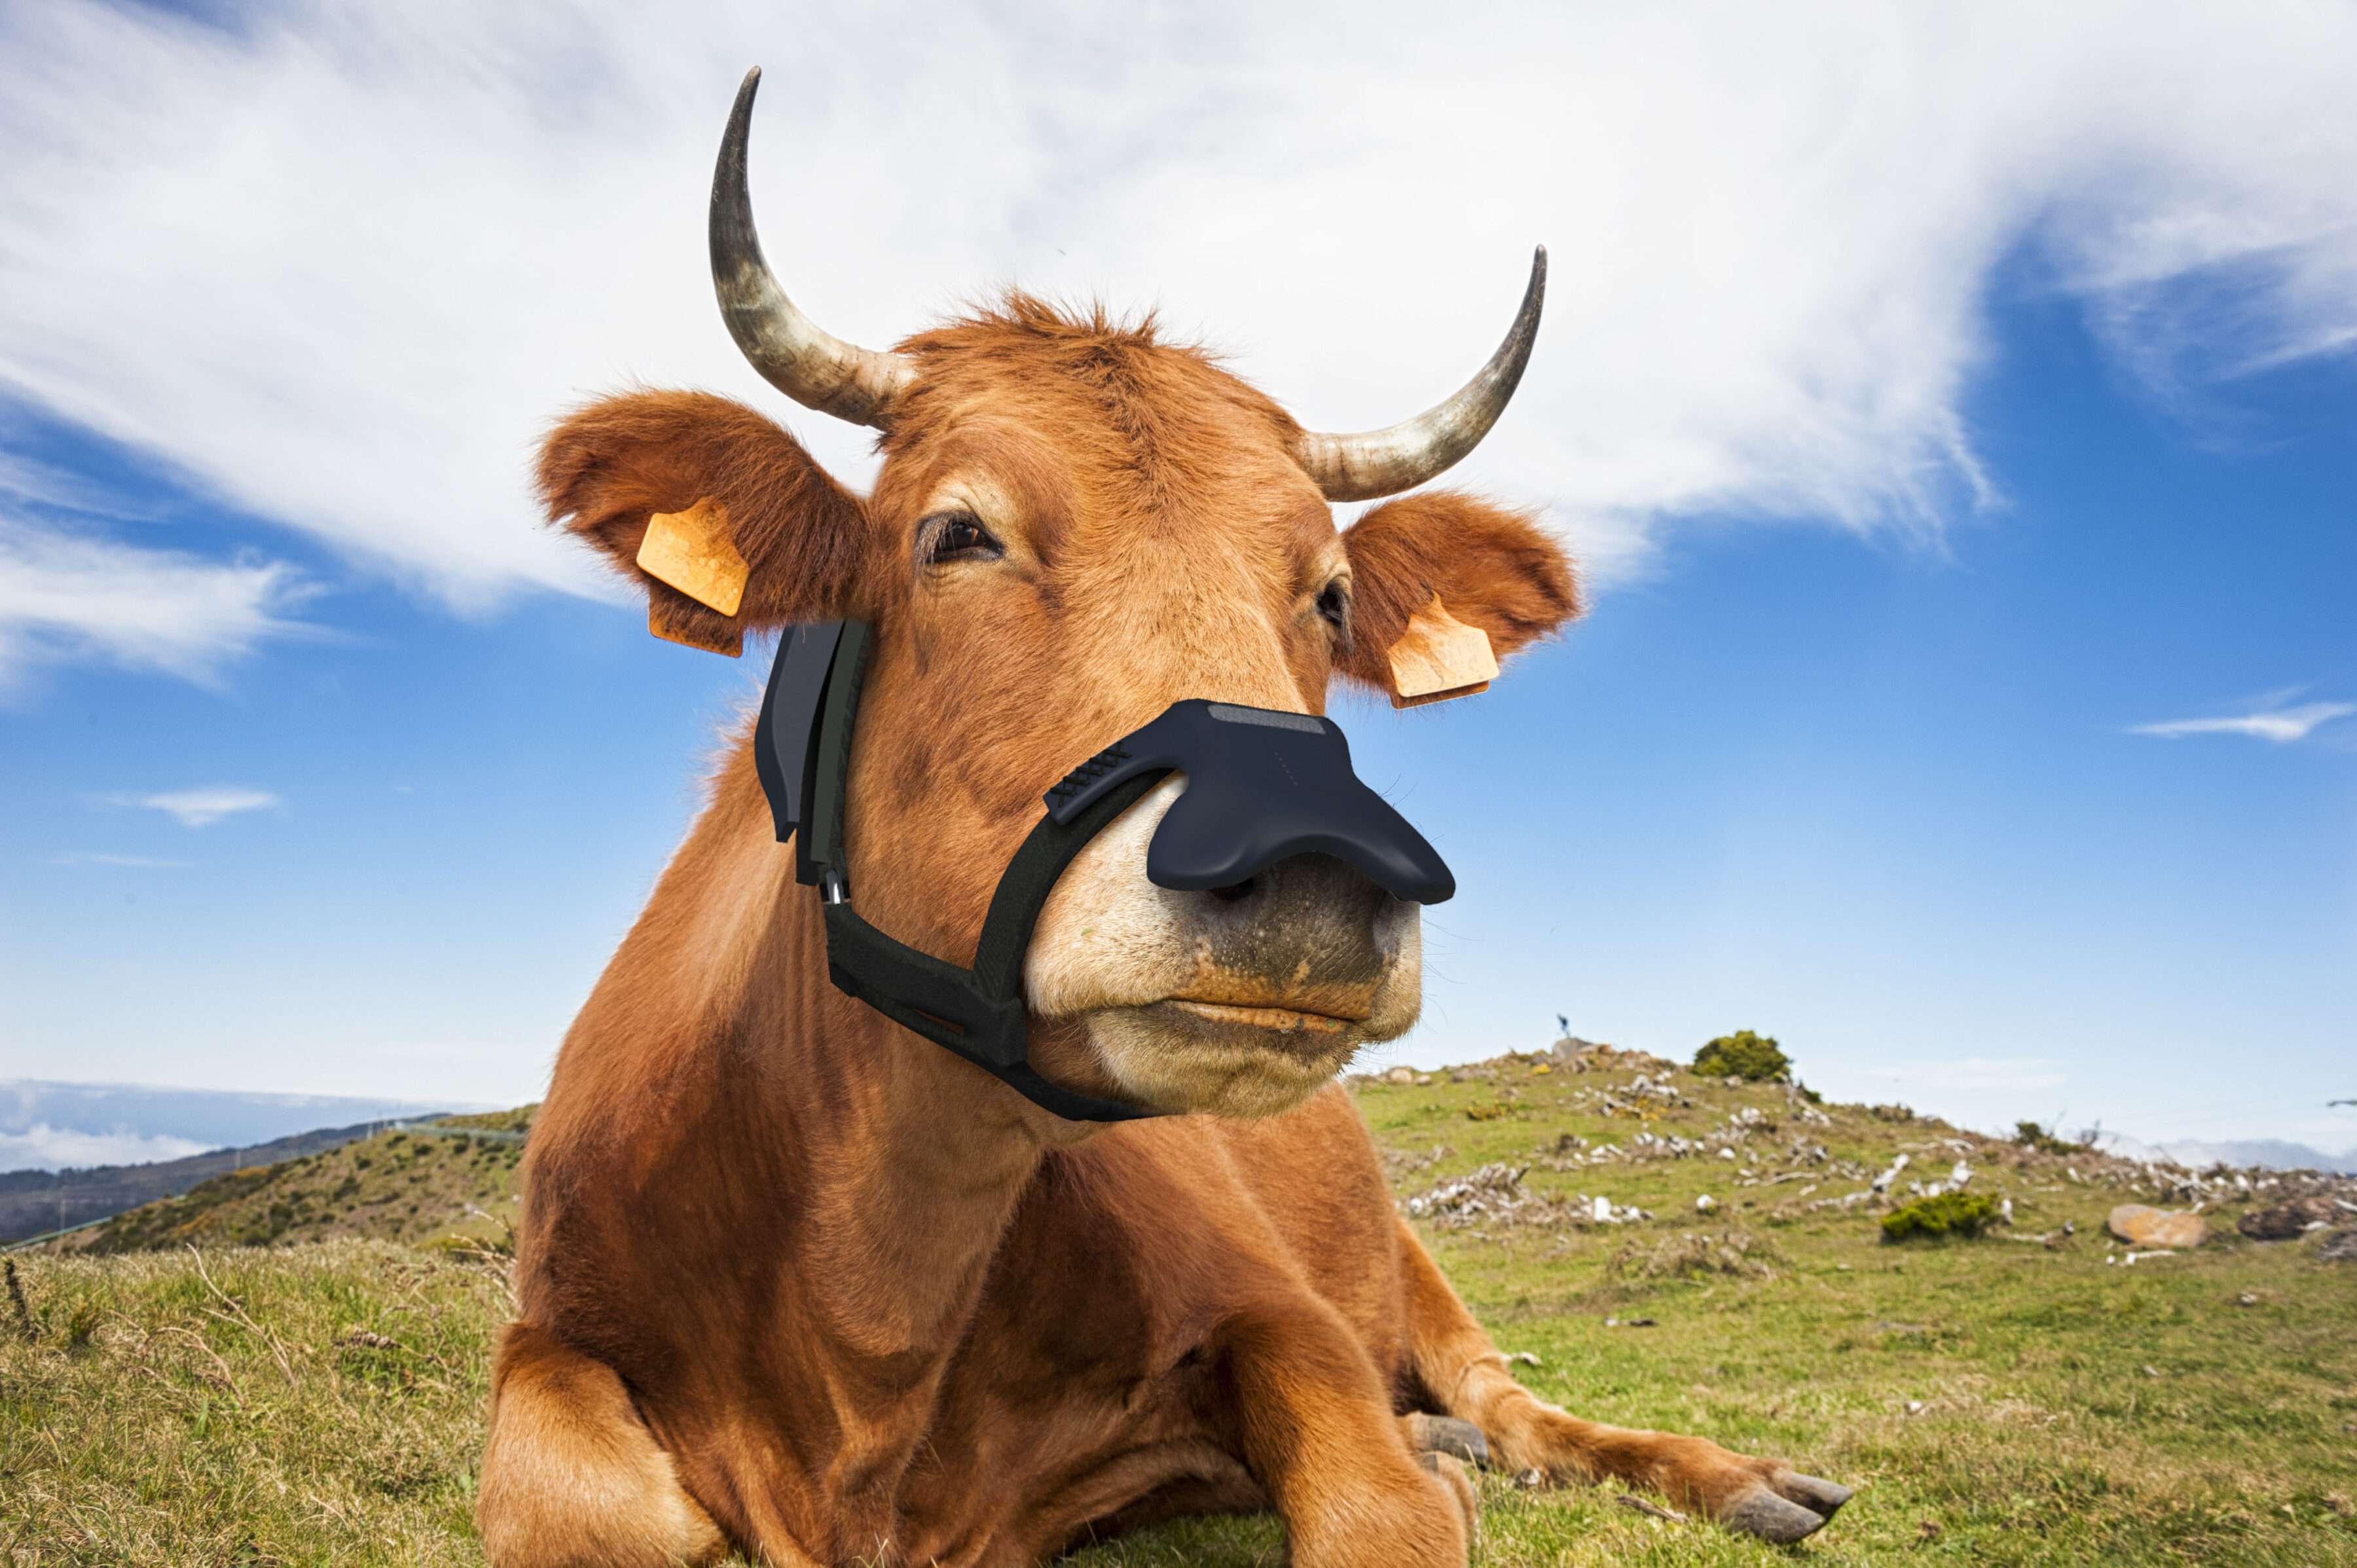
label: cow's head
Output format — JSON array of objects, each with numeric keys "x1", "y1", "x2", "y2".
[{"x1": 539, "y1": 72, "x2": 1577, "y2": 1122}]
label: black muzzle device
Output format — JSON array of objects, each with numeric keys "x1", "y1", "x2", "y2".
[{"x1": 755, "y1": 621, "x2": 1455, "y2": 1122}]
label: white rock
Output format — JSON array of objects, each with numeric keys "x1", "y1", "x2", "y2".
[
  {"x1": 1592, "y1": 1195, "x2": 1613, "y2": 1224},
  {"x1": 1695, "y1": 1194, "x2": 1718, "y2": 1213}
]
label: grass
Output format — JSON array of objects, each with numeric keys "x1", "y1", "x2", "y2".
[
  {"x1": 5, "y1": 1061, "x2": 2353, "y2": 1565},
  {"x1": 1, "y1": 1243, "x2": 507, "y2": 1565}
]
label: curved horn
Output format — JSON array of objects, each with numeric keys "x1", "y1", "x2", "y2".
[
  {"x1": 1290, "y1": 247, "x2": 1546, "y2": 502},
  {"x1": 710, "y1": 68, "x2": 915, "y2": 428}
]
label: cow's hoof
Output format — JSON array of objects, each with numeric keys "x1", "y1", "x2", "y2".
[
  {"x1": 1720, "y1": 1487, "x2": 1830, "y2": 1544},
  {"x1": 1777, "y1": 1473, "x2": 1852, "y2": 1520},
  {"x1": 1414, "y1": 1451, "x2": 1480, "y2": 1533},
  {"x1": 1405, "y1": 1413, "x2": 1491, "y2": 1468}
]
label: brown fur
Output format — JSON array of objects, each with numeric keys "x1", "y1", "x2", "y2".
[
  {"x1": 1336, "y1": 492, "x2": 1581, "y2": 700},
  {"x1": 538, "y1": 389, "x2": 872, "y2": 644},
  {"x1": 482, "y1": 299, "x2": 1836, "y2": 1567}
]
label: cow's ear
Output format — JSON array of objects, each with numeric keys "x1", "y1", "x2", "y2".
[
  {"x1": 537, "y1": 390, "x2": 870, "y2": 655},
  {"x1": 1334, "y1": 492, "x2": 1579, "y2": 704}
]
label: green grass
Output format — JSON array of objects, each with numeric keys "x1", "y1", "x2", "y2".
[
  {"x1": 5, "y1": 1064, "x2": 2353, "y2": 1565},
  {"x1": 1, "y1": 1242, "x2": 507, "y2": 1565}
]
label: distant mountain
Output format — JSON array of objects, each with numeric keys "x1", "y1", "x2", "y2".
[
  {"x1": 2095, "y1": 1133, "x2": 2357, "y2": 1175},
  {"x1": 0, "y1": 1118, "x2": 455, "y2": 1243},
  {"x1": 1, "y1": 1080, "x2": 491, "y2": 1172}
]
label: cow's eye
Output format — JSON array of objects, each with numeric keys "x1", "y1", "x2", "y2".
[
  {"x1": 1316, "y1": 581, "x2": 1350, "y2": 631},
  {"x1": 922, "y1": 511, "x2": 1002, "y2": 563}
]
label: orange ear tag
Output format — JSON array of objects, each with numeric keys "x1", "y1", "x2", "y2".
[
  {"x1": 1387, "y1": 596, "x2": 1498, "y2": 709},
  {"x1": 636, "y1": 498, "x2": 748, "y2": 657}
]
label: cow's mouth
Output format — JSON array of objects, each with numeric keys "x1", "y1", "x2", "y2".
[
  {"x1": 1163, "y1": 999, "x2": 1356, "y2": 1036},
  {"x1": 1065, "y1": 976, "x2": 1404, "y2": 1120}
]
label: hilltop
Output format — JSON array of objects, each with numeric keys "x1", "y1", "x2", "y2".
[
  {"x1": 5, "y1": 1049, "x2": 2353, "y2": 1565},
  {"x1": 0, "y1": 1118, "x2": 454, "y2": 1245},
  {"x1": 46, "y1": 1106, "x2": 533, "y2": 1256},
  {"x1": 1347, "y1": 1038, "x2": 2357, "y2": 1251}
]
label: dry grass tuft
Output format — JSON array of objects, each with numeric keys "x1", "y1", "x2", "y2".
[{"x1": 1604, "y1": 1228, "x2": 1783, "y2": 1282}]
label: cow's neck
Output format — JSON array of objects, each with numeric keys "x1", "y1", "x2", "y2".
[
  {"x1": 722, "y1": 752, "x2": 1078, "y2": 1358},
  {"x1": 529, "y1": 733, "x2": 1092, "y2": 1554}
]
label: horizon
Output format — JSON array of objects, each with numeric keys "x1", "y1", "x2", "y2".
[
  {"x1": 2, "y1": 3, "x2": 2351, "y2": 1152},
  {"x1": 5, "y1": 1065, "x2": 2351, "y2": 1180}
]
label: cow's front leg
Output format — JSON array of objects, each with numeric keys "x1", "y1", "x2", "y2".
[
  {"x1": 478, "y1": 1322, "x2": 739, "y2": 1568},
  {"x1": 1392, "y1": 1218, "x2": 1850, "y2": 1542},
  {"x1": 1220, "y1": 1304, "x2": 1474, "y2": 1568},
  {"x1": 1453, "y1": 1355, "x2": 1851, "y2": 1541}
]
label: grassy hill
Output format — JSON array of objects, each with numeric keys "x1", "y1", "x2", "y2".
[
  {"x1": 3, "y1": 1053, "x2": 2352, "y2": 1565},
  {"x1": 52, "y1": 1106, "x2": 533, "y2": 1256},
  {"x1": 0, "y1": 1118, "x2": 460, "y2": 1245}
]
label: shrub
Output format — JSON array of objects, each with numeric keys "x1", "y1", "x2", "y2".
[
  {"x1": 2014, "y1": 1120, "x2": 2085, "y2": 1156},
  {"x1": 1691, "y1": 1030, "x2": 1790, "y2": 1082},
  {"x1": 1882, "y1": 1191, "x2": 1999, "y2": 1243}
]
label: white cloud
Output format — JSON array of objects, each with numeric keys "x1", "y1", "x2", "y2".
[
  {"x1": 2128, "y1": 701, "x2": 2354, "y2": 742},
  {"x1": 0, "y1": 1122, "x2": 212, "y2": 1172},
  {"x1": 50, "y1": 852, "x2": 193, "y2": 868},
  {"x1": 0, "y1": 512, "x2": 311, "y2": 689},
  {"x1": 0, "y1": 0, "x2": 2352, "y2": 615},
  {"x1": 118, "y1": 787, "x2": 282, "y2": 829}
]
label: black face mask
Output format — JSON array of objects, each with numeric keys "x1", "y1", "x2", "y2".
[{"x1": 754, "y1": 621, "x2": 1455, "y2": 1121}]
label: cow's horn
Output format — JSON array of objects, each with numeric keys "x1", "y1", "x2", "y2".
[
  {"x1": 1290, "y1": 247, "x2": 1546, "y2": 502},
  {"x1": 710, "y1": 68, "x2": 916, "y2": 429}
]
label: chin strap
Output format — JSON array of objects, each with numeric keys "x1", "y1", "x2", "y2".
[{"x1": 758, "y1": 621, "x2": 1171, "y2": 1123}]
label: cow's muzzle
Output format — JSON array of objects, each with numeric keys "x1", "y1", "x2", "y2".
[{"x1": 756, "y1": 622, "x2": 1452, "y2": 1123}]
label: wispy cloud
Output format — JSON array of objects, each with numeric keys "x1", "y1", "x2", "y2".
[
  {"x1": 2128, "y1": 701, "x2": 2354, "y2": 742},
  {"x1": 0, "y1": 1121, "x2": 212, "y2": 1173},
  {"x1": 114, "y1": 787, "x2": 282, "y2": 829},
  {"x1": 1, "y1": 1, "x2": 2355, "y2": 608},
  {"x1": 50, "y1": 851, "x2": 192, "y2": 868},
  {"x1": 0, "y1": 513, "x2": 312, "y2": 690}
]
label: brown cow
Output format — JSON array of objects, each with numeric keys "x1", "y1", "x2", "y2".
[{"x1": 477, "y1": 70, "x2": 1850, "y2": 1568}]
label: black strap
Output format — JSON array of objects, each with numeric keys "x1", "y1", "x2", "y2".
[
  {"x1": 781, "y1": 619, "x2": 1171, "y2": 1123},
  {"x1": 822, "y1": 771, "x2": 1171, "y2": 1122}
]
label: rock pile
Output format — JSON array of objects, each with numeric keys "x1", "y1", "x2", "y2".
[
  {"x1": 2237, "y1": 1195, "x2": 2346, "y2": 1240},
  {"x1": 1402, "y1": 1163, "x2": 1531, "y2": 1223},
  {"x1": 1550, "y1": 1038, "x2": 1677, "y2": 1075},
  {"x1": 1398, "y1": 1162, "x2": 1652, "y2": 1231}
]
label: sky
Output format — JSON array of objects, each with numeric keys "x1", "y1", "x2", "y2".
[{"x1": 1, "y1": 1, "x2": 2351, "y2": 1156}]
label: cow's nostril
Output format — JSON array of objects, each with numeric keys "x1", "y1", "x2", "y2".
[{"x1": 1208, "y1": 879, "x2": 1256, "y2": 903}]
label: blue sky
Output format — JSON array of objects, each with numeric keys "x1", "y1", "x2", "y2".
[{"x1": 1, "y1": 2, "x2": 2351, "y2": 1154}]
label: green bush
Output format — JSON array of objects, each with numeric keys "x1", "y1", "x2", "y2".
[
  {"x1": 2014, "y1": 1120, "x2": 2085, "y2": 1156},
  {"x1": 1882, "y1": 1190, "x2": 1999, "y2": 1243},
  {"x1": 1691, "y1": 1030, "x2": 1790, "y2": 1082}
]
